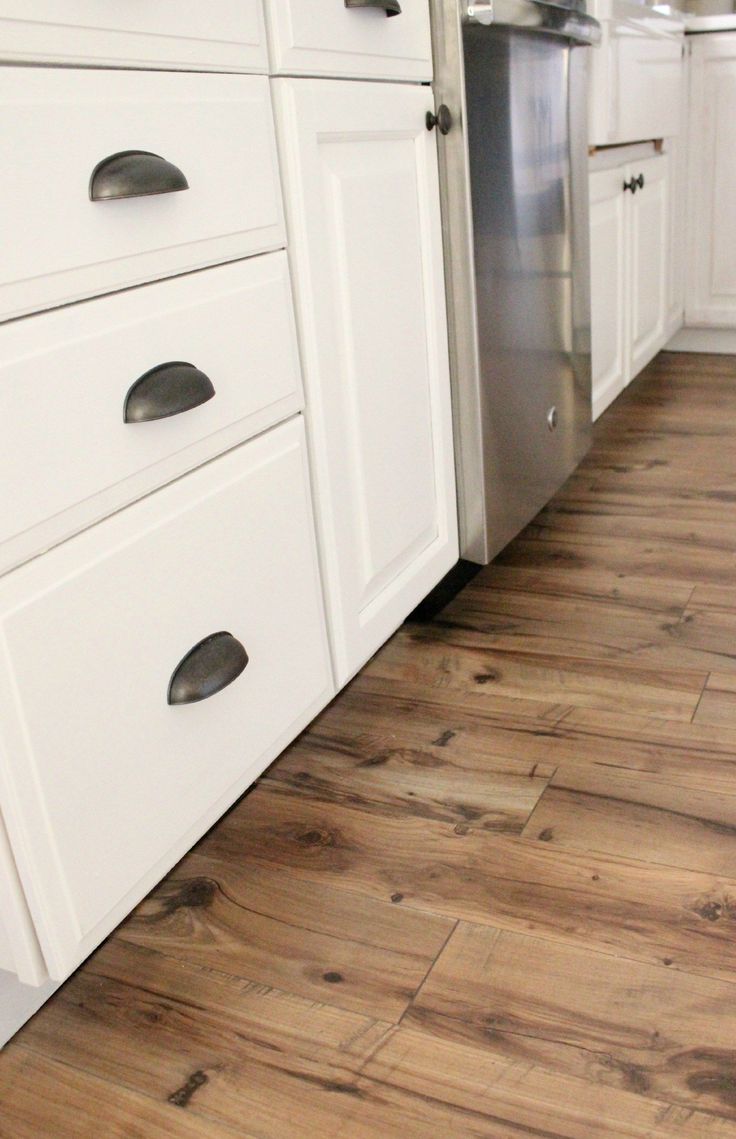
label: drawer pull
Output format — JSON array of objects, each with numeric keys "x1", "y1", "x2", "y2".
[
  {"x1": 124, "y1": 361, "x2": 216, "y2": 423},
  {"x1": 90, "y1": 150, "x2": 189, "y2": 201},
  {"x1": 168, "y1": 632, "x2": 248, "y2": 706},
  {"x1": 344, "y1": 0, "x2": 402, "y2": 16}
]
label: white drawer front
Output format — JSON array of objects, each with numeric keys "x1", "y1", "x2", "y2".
[
  {"x1": 0, "y1": 420, "x2": 334, "y2": 980},
  {"x1": 0, "y1": 1, "x2": 267, "y2": 72},
  {"x1": 265, "y1": 0, "x2": 432, "y2": 80},
  {"x1": 0, "y1": 254, "x2": 303, "y2": 574},
  {"x1": 0, "y1": 69, "x2": 284, "y2": 321}
]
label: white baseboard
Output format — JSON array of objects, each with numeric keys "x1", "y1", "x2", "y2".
[
  {"x1": 0, "y1": 970, "x2": 58, "y2": 1048},
  {"x1": 666, "y1": 327, "x2": 736, "y2": 354}
]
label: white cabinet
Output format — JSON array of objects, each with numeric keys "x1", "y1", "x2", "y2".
[
  {"x1": 0, "y1": 0, "x2": 459, "y2": 1047},
  {"x1": 264, "y1": 0, "x2": 432, "y2": 81},
  {"x1": 686, "y1": 32, "x2": 736, "y2": 326},
  {"x1": 590, "y1": 152, "x2": 669, "y2": 418},
  {"x1": 0, "y1": 420, "x2": 333, "y2": 980},
  {"x1": 273, "y1": 78, "x2": 457, "y2": 684}
]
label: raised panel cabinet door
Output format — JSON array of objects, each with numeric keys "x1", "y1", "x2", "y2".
[
  {"x1": 628, "y1": 154, "x2": 669, "y2": 379},
  {"x1": 273, "y1": 79, "x2": 458, "y2": 685},
  {"x1": 686, "y1": 33, "x2": 736, "y2": 325},
  {"x1": 0, "y1": 421, "x2": 334, "y2": 980},
  {"x1": 589, "y1": 166, "x2": 628, "y2": 420},
  {"x1": 264, "y1": 0, "x2": 432, "y2": 81}
]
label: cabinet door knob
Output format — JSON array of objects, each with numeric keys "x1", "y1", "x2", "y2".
[
  {"x1": 635, "y1": 173, "x2": 645, "y2": 190},
  {"x1": 90, "y1": 150, "x2": 189, "y2": 201},
  {"x1": 623, "y1": 177, "x2": 638, "y2": 194},
  {"x1": 124, "y1": 361, "x2": 215, "y2": 423},
  {"x1": 426, "y1": 105, "x2": 453, "y2": 135},
  {"x1": 344, "y1": 0, "x2": 402, "y2": 14},
  {"x1": 168, "y1": 632, "x2": 249, "y2": 705}
]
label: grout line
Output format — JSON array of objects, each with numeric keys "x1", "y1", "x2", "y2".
[
  {"x1": 690, "y1": 670, "x2": 711, "y2": 724},
  {"x1": 397, "y1": 919, "x2": 459, "y2": 1028}
]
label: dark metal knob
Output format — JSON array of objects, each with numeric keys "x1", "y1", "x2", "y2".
[
  {"x1": 344, "y1": 0, "x2": 401, "y2": 14},
  {"x1": 635, "y1": 173, "x2": 645, "y2": 190},
  {"x1": 124, "y1": 361, "x2": 215, "y2": 423},
  {"x1": 168, "y1": 632, "x2": 248, "y2": 705},
  {"x1": 90, "y1": 150, "x2": 189, "y2": 201},
  {"x1": 623, "y1": 177, "x2": 638, "y2": 195},
  {"x1": 426, "y1": 105, "x2": 453, "y2": 135}
]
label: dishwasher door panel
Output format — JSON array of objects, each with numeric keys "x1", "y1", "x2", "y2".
[{"x1": 463, "y1": 26, "x2": 591, "y2": 560}]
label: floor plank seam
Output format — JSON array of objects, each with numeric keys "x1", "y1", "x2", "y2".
[
  {"x1": 690, "y1": 670, "x2": 712, "y2": 724},
  {"x1": 397, "y1": 919, "x2": 459, "y2": 1030}
]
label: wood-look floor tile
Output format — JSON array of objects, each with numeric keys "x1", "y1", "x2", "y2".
[
  {"x1": 16, "y1": 939, "x2": 396, "y2": 1139},
  {"x1": 521, "y1": 764, "x2": 736, "y2": 876},
  {"x1": 363, "y1": 1027, "x2": 736, "y2": 1139},
  {"x1": 266, "y1": 692, "x2": 554, "y2": 833},
  {"x1": 407, "y1": 922, "x2": 736, "y2": 1119},
  {"x1": 201, "y1": 785, "x2": 736, "y2": 983},
  {"x1": 428, "y1": 579, "x2": 734, "y2": 673},
  {"x1": 334, "y1": 683, "x2": 736, "y2": 794},
  {"x1": 0, "y1": 1046, "x2": 248, "y2": 1139},
  {"x1": 117, "y1": 851, "x2": 453, "y2": 1023},
  {"x1": 367, "y1": 624, "x2": 707, "y2": 721},
  {"x1": 495, "y1": 532, "x2": 736, "y2": 586},
  {"x1": 472, "y1": 563, "x2": 696, "y2": 612},
  {"x1": 694, "y1": 674, "x2": 736, "y2": 728}
]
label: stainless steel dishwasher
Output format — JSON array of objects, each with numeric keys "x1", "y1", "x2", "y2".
[{"x1": 429, "y1": 0, "x2": 600, "y2": 564}]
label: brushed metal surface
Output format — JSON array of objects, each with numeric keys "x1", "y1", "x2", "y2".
[{"x1": 431, "y1": 2, "x2": 594, "y2": 563}]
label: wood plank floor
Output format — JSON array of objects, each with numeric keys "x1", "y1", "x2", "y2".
[{"x1": 5, "y1": 350, "x2": 736, "y2": 1138}]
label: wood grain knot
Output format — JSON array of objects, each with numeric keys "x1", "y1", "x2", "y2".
[{"x1": 168, "y1": 1070, "x2": 208, "y2": 1109}]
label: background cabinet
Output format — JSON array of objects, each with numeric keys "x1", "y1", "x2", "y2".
[
  {"x1": 685, "y1": 32, "x2": 736, "y2": 327},
  {"x1": 590, "y1": 152, "x2": 669, "y2": 419},
  {"x1": 273, "y1": 78, "x2": 458, "y2": 685}
]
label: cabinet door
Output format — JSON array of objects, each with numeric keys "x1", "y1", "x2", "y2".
[
  {"x1": 628, "y1": 154, "x2": 669, "y2": 378},
  {"x1": 686, "y1": 33, "x2": 736, "y2": 326},
  {"x1": 589, "y1": 166, "x2": 628, "y2": 420},
  {"x1": 273, "y1": 79, "x2": 458, "y2": 685}
]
